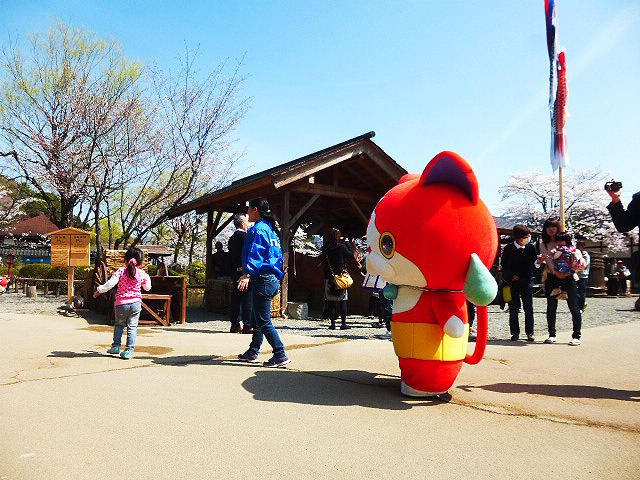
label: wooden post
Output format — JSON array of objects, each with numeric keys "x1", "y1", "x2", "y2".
[
  {"x1": 205, "y1": 211, "x2": 214, "y2": 281},
  {"x1": 280, "y1": 191, "x2": 291, "y2": 317},
  {"x1": 204, "y1": 210, "x2": 214, "y2": 309},
  {"x1": 68, "y1": 266, "x2": 74, "y2": 305},
  {"x1": 559, "y1": 166, "x2": 566, "y2": 231}
]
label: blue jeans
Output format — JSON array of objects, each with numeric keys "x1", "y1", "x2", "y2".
[
  {"x1": 112, "y1": 302, "x2": 142, "y2": 352},
  {"x1": 576, "y1": 278, "x2": 588, "y2": 311},
  {"x1": 545, "y1": 276, "x2": 582, "y2": 339},
  {"x1": 247, "y1": 274, "x2": 285, "y2": 357}
]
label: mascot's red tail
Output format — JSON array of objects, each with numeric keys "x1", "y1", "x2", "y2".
[{"x1": 464, "y1": 306, "x2": 488, "y2": 365}]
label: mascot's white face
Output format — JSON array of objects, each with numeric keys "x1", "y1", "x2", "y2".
[
  {"x1": 366, "y1": 210, "x2": 426, "y2": 314},
  {"x1": 366, "y1": 211, "x2": 426, "y2": 287}
]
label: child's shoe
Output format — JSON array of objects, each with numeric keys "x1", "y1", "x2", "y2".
[
  {"x1": 120, "y1": 350, "x2": 133, "y2": 359},
  {"x1": 557, "y1": 291, "x2": 568, "y2": 300},
  {"x1": 107, "y1": 346, "x2": 120, "y2": 355},
  {"x1": 550, "y1": 288, "x2": 562, "y2": 297}
]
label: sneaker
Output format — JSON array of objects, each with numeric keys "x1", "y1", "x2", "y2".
[
  {"x1": 557, "y1": 292, "x2": 568, "y2": 300},
  {"x1": 569, "y1": 338, "x2": 582, "y2": 346},
  {"x1": 544, "y1": 336, "x2": 557, "y2": 344},
  {"x1": 263, "y1": 355, "x2": 291, "y2": 367},
  {"x1": 120, "y1": 351, "x2": 133, "y2": 359},
  {"x1": 526, "y1": 334, "x2": 535, "y2": 342},
  {"x1": 379, "y1": 330, "x2": 392, "y2": 340},
  {"x1": 510, "y1": 335, "x2": 519, "y2": 341},
  {"x1": 238, "y1": 351, "x2": 259, "y2": 363},
  {"x1": 107, "y1": 346, "x2": 120, "y2": 355},
  {"x1": 550, "y1": 288, "x2": 561, "y2": 297}
]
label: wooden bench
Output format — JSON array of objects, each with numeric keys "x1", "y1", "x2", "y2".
[{"x1": 141, "y1": 293, "x2": 172, "y2": 326}]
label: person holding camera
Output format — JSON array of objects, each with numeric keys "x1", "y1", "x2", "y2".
[{"x1": 606, "y1": 181, "x2": 640, "y2": 233}]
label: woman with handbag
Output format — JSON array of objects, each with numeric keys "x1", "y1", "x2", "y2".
[{"x1": 322, "y1": 227, "x2": 355, "y2": 330}]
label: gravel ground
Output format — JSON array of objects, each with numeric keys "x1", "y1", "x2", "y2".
[{"x1": 1, "y1": 291, "x2": 638, "y2": 341}]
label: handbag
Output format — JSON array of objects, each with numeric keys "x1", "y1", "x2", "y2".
[
  {"x1": 324, "y1": 253, "x2": 353, "y2": 290},
  {"x1": 502, "y1": 285, "x2": 512, "y2": 303}
]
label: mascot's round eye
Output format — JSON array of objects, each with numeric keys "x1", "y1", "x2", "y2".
[{"x1": 379, "y1": 232, "x2": 395, "y2": 258}]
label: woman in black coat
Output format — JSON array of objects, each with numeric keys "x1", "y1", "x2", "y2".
[
  {"x1": 501, "y1": 224, "x2": 537, "y2": 341},
  {"x1": 322, "y1": 228, "x2": 355, "y2": 330}
]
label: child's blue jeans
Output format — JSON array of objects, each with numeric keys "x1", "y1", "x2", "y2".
[{"x1": 112, "y1": 302, "x2": 142, "y2": 353}]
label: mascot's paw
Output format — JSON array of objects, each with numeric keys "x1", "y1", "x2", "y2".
[
  {"x1": 401, "y1": 381, "x2": 447, "y2": 397},
  {"x1": 444, "y1": 316, "x2": 465, "y2": 338}
]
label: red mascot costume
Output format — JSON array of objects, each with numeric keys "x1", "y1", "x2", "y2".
[{"x1": 367, "y1": 151, "x2": 498, "y2": 397}]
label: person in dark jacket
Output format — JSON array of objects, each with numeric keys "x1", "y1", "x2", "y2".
[
  {"x1": 501, "y1": 224, "x2": 537, "y2": 341},
  {"x1": 607, "y1": 188, "x2": 640, "y2": 234},
  {"x1": 227, "y1": 214, "x2": 252, "y2": 334},
  {"x1": 322, "y1": 227, "x2": 355, "y2": 330}
]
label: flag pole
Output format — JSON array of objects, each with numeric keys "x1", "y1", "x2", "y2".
[{"x1": 558, "y1": 166, "x2": 566, "y2": 230}]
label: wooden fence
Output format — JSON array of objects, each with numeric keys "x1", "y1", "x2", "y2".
[{"x1": 11, "y1": 277, "x2": 85, "y2": 297}]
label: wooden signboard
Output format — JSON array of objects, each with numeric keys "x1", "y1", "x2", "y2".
[
  {"x1": 50, "y1": 234, "x2": 70, "y2": 267},
  {"x1": 70, "y1": 234, "x2": 91, "y2": 266},
  {"x1": 46, "y1": 227, "x2": 94, "y2": 305}
]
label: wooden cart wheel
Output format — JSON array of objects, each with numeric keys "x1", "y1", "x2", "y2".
[
  {"x1": 92, "y1": 261, "x2": 107, "y2": 290},
  {"x1": 92, "y1": 261, "x2": 110, "y2": 318}
]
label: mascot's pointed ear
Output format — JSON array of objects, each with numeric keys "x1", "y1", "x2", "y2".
[
  {"x1": 419, "y1": 151, "x2": 479, "y2": 203},
  {"x1": 464, "y1": 253, "x2": 498, "y2": 306}
]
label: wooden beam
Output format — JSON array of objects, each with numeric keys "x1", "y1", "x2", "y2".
[
  {"x1": 289, "y1": 194, "x2": 320, "y2": 227},
  {"x1": 212, "y1": 216, "x2": 234, "y2": 238},
  {"x1": 280, "y1": 191, "x2": 291, "y2": 316},
  {"x1": 208, "y1": 211, "x2": 222, "y2": 238},
  {"x1": 272, "y1": 143, "x2": 365, "y2": 189},
  {"x1": 348, "y1": 199, "x2": 370, "y2": 225},
  {"x1": 290, "y1": 183, "x2": 376, "y2": 202},
  {"x1": 362, "y1": 144, "x2": 406, "y2": 181}
]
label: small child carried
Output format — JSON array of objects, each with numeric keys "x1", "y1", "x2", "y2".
[
  {"x1": 546, "y1": 232, "x2": 585, "y2": 300},
  {"x1": 93, "y1": 247, "x2": 151, "y2": 359}
]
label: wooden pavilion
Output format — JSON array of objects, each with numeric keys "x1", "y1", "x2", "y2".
[{"x1": 167, "y1": 132, "x2": 407, "y2": 313}]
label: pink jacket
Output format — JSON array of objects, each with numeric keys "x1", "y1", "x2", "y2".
[{"x1": 97, "y1": 266, "x2": 152, "y2": 305}]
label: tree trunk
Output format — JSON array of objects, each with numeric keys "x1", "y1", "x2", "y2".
[
  {"x1": 107, "y1": 201, "x2": 114, "y2": 249},
  {"x1": 188, "y1": 225, "x2": 198, "y2": 283},
  {"x1": 94, "y1": 202, "x2": 103, "y2": 262}
]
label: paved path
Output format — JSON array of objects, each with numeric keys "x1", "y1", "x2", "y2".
[{"x1": 0, "y1": 301, "x2": 639, "y2": 479}]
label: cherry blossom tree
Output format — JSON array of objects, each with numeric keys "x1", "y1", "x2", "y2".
[
  {"x1": 0, "y1": 23, "x2": 146, "y2": 230},
  {"x1": 499, "y1": 169, "x2": 636, "y2": 253},
  {"x1": 112, "y1": 47, "x2": 249, "y2": 249}
]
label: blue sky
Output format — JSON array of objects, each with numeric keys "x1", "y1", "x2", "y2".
[{"x1": 2, "y1": 0, "x2": 639, "y2": 213}]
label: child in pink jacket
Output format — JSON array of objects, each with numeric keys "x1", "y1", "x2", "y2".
[{"x1": 94, "y1": 247, "x2": 151, "y2": 359}]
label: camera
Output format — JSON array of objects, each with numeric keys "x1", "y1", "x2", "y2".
[{"x1": 604, "y1": 180, "x2": 622, "y2": 192}]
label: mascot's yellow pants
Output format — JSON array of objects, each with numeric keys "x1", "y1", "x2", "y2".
[{"x1": 391, "y1": 322, "x2": 469, "y2": 362}]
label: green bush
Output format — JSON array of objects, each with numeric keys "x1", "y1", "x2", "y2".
[
  {"x1": 18, "y1": 264, "x2": 93, "y2": 279},
  {"x1": 191, "y1": 261, "x2": 206, "y2": 285},
  {"x1": 18, "y1": 263, "x2": 52, "y2": 278}
]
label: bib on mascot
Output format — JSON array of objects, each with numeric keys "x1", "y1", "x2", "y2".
[{"x1": 366, "y1": 151, "x2": 498, "y2": 397}]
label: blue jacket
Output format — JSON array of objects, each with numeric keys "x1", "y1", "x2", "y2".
[{"x1": 242, "y1": 220, "x2": 284, "y2": 279}]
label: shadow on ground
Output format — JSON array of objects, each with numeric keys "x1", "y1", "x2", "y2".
[
  {"x1": 240, "y1": 368, "x2": 448, "y2": 410},
  {"x1": 457, "y1": 382, "x2": 640, "y2": 402},
  {"x1": 45, "y1": 349, "x2": 448, "y2": 410}
]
